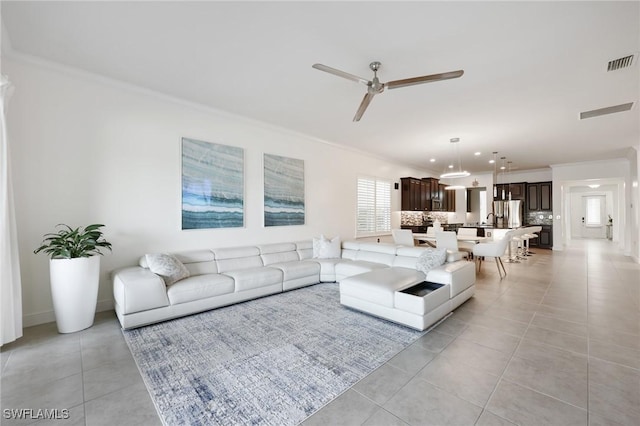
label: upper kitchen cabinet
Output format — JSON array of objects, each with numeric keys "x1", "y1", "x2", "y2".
[
  {"x1": 401, "y1": 177, "x2": 424, "y2": 211},
  {"x1": 526, "y1": 181, "x2": 552, "y2": 211},
  {"x1": 493, "y1": 182, "x2": 525, "y2": 201}
]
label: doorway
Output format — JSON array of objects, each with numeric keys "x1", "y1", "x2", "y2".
[{"x1": 580, "y1": 195, "x2": 607, "y2": 239}]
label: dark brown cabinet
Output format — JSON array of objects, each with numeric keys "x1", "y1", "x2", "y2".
[
  {"x1": 526, "y1": 181, "x2": 552, "y2": 211},
  {"x1": 529, "y1": 225, "x2": 553, "y2": 249},
  {"x1": 401, "y1": 177, "x2": 423, "y2": 211},
  {"x1": 444, "y1": 187, "x2": 456, "y2": 212},
  {"x1": 402, "y1": 177, "x2": 452, "y2": 211},
  {"x1": 494, "y1": 182, "x2": 526, "y2": 201}
]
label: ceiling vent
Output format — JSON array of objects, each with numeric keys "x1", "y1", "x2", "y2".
[
  {"x1": 607, "y1": 54, "x2": 634, "y2": 71},
  {"x1": 580, "y1": 102, "x2": 634, "y2": 120}
]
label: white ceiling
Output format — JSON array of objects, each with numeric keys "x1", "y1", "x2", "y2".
[{"x1": 2, "y1": 1, "x2": 639, "y2": 174}]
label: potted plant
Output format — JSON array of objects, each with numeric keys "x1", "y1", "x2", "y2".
[{"x1": 34, "y1": 224, "x2": 112, "y2": 333}]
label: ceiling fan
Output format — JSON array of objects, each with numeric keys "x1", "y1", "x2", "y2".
[{"x1": 312, "y1": 61, "x2": 464, "y2": 122}]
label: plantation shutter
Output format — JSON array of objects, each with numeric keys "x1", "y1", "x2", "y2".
[{"x1": 357, "y1": 177, "x2": 391, "y2": 236}]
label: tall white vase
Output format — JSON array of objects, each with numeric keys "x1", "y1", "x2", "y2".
[{"x1": 49, "y1": 256, "x2": 100, "y2": 333}]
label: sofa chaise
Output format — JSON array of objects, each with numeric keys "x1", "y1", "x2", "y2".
[{"x1": 112, "y1": 240, "x2": 475, "y2": 330}]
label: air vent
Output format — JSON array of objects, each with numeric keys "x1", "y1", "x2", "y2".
[
  {"x1": 607, "y1": 54, "x2": 634, "y2": 71},
  {"x1": 580, "y1": 102, "x2": 634, "y2": 120}
]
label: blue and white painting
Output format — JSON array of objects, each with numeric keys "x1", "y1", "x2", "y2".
[
  {"x1": 264, "y1": 154, "x2": 305, "y2": 226},
  {"x1": 182, "y1": 138, "x2": 244, "y2": 229}
]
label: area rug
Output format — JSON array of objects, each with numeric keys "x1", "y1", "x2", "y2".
[{"x1": 123, "y1": 283, "x2": 426, "y2": 425}]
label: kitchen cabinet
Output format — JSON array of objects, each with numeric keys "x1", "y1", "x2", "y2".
[
  {"x1": 402, "y1": 177, "x2": 454, "y2": 212},
  {"x1": 526, "y1": 181, "x2": 552, "y2": 211},
  {"x1": 529, "y1": 225, "x2": 552, "y2": 249},
  {"x1": 401, "y1": 177, "x2": 423, "y2": 211},
  {"x1": 444, "y1": 187, "x2": 456, "y2": 212},
  {"x1": 494, "y1": 183, "x2": 525, "y2": 200}
]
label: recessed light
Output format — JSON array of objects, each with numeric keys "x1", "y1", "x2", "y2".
[
  {"x1": 489, "y1": 159, "x2": 495, "y2": 164},
  {"x1": 588, "y1": 184, "x2": 600, "y2": 189},
  {"x1": 500, "y1": 166, "x2": 506, "y2": 170},
  {"x1": 474, "y1": 152, "x2": 481, "y2": 156},
  {"x1": 429, "y1": 158, "x2": 436, "y2": 162}
]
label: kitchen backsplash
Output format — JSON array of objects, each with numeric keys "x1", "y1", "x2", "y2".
[
  {"x1": 526, "y1": 211, "x2": 553, "y2": 225},
  {"x1": 401, "y1": 211, "x2": 449, "y2": 225}
]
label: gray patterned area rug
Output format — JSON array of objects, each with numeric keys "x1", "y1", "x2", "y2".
[{"x1": 123, "y1": 283, "x2": 426, "y2": 426}]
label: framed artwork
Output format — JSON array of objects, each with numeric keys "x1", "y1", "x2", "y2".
[
  {"x1": 181, "y1": 137, "x2": 244, "y2": 229},
  {"x1": 263, "y1": 153, "x2": 305, "y2": 226}
]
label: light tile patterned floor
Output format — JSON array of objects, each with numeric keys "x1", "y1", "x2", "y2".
[{"x1": 1, "y1": 239, "x2": 638, "y2": 425}]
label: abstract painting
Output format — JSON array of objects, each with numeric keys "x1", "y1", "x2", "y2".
[
  {"x1": 182, "y1": 138, "x2": 244, "y2": 229},
  {"x1": 264, "y1": 154, "x2": 305, "y2": 226}
]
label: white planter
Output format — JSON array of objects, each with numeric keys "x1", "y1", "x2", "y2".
[{"x1": 49, "y1": 256, "x2": 100, "y2": 333}]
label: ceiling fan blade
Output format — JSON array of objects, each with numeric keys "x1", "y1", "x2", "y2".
[
  {"x1": 386, "y1": 70, "x2": 464, "y2": 90},
  {"x1": 353, "y1": 92, "x2": 375, "y2": 122},
  {"x1": 312, "y1": 63, "x2": 370, "y2": 85}
]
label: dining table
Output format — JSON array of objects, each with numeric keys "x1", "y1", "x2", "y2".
[{"x1": 412, "y1": 233, "x2": 490, "y2": 247}]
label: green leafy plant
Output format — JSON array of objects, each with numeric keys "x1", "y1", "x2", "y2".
[{"x1": 34, "y1": 224, "x2": 112, "y2": 259}]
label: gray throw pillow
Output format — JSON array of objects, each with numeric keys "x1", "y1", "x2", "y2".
[
  {"x1": 145, "y1": 253, "x2": 190, "y2": 285},
  {"x1": 416, "y1": 248, "x2": 447, "y2": 274}
]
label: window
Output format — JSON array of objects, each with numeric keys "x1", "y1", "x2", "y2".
[
  {"x1": 356, "y1": 177, "x2": 391, "y2": 236},
  {"x1": 585, "y1": 197, "x2": 603, "y2": 227}
]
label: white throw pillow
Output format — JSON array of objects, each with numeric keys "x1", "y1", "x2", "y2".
[
  {"x1": 416, "y1": 248, "x2": 447, "y2": 274},
  {"x1": 145, "y1": 253, "x2": 190, "y2": 285},
  {"x1": 313, "y1": 235, "x2": 341, "y2": 259}
]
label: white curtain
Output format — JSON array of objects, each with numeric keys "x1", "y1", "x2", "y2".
[{"x1": 0, "y1": 74, "x2": 22, "y2": 346}]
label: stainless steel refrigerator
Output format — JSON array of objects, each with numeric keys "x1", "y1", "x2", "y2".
[{"x1": 493, "y1": 200, "x2": 522, "y2": 228}]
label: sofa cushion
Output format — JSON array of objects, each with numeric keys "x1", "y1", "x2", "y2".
[
  {"x1": 295, "y1": 240, "x2": 314, "y2": 260},
  {"x1": 214, "y1": 246, "x2": 263, "y2": 273},
  {"x1": 340, "y1": 268, "x2": 425, "y2": 308},
  {"x1": 270, "y1": 260, "x2": 320, "y2": 281},
  {"x1": 223, "y1": 266, "x2": 283, "y2": 292},
  {"x1": 166, "y1": 274, "x2": 235, "y2": 305},
  {"x1": 261, "y1": 250, "x2": 299, "y2": 265},
  {"x1": 393, "y1": 246, "x2": 429, "y2": 269},
  {"x1": 314, "y1": 258, "x2": 347, "y2": 282},
  {"x1": 145, "y1": 253, "x2": 190, "y2": 285},
  {"x1": 335, "y1": 260, "x2": 388, "y2": 281}
]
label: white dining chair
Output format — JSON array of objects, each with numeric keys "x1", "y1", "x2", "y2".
[
  {"x1": 472, "y1": 230, "x2": 513, "y2": 278},
  {"x1": 457, "y1": 228, "x2": 478, "y2": 258},
  {"x1": 392, "y1": 229, "x2": 415, "y2": 246},
  {"x1": 436, "y1": 231, "x2": 468, "y2": 262}
]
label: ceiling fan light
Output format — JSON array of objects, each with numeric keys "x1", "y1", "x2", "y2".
[{"x1": 440, "y1": 171, "x2": 470, "y2": 179}]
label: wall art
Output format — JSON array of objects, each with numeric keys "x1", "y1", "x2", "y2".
[
  {"x1": 182, "y1": 138, "x2": 244, "y2": 229},
  {"x1": 263, "y1": 153, "x2": 305, "y2": 226}
]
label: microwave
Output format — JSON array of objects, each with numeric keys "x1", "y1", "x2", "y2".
[{"x1": 431, "y1": 200, "x2": 442, "y2": 210}]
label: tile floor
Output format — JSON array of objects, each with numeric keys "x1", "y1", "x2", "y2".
[{"x1": 1, "y1": 239, "x2": 639, "y2": 425}]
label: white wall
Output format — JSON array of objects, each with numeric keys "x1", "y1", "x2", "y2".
[
  {"x1": 552, "y1": 159, "x2": 634, "y2": 254},
  {"x1": 568, "y1": 186, "x2": 616, "y2": 240},
  {"x1": 5, "y1": 57, "x2": 429, "y2": 326}
]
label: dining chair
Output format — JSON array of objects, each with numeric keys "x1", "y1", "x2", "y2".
[
  {"x1": 392, "y1": 229, "x2": 415, "y2": 246},
  {"x1": 472, "y1": 230, "x2": 513, "y2": 278},
  {"x1": 436, "y1": 231, "x2": 468, "y2": 262},
  {"x1": 457, "y1": 228, "x2": 478, "y2": 258}
]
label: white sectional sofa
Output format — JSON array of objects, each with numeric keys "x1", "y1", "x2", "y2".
[{"x1": 112, "y1": 240, "x2": 475, "y2": 330}]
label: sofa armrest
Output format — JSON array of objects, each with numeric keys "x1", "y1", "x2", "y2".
[
  {"x1": 426, "y1": 261, "x2": 475, "y2": 298},
  {"x1": 113, "y1": 267, "x2": 170, "y2": 315}
]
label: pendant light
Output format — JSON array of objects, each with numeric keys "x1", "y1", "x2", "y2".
[
  {"x1": 440, "y1": 138, "x2": 470, "y2": 179},
  {"x1": 491, "y1": 152, "x2": 498, "y2": 197}
]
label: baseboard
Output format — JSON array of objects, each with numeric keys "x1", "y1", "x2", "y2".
[{"x1": 22, "y1": 298, "x2": 115, "y2": 328}]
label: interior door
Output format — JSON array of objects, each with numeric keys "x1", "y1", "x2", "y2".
[{"x1": 580, "y1": 195, "x2": 606, "y2": 239}]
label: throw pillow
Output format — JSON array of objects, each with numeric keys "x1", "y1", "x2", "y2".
[
  {"x1": 416, "y1": 248, "x2": 447, "y2": 274},
  {"x1": 313, "y1": 235, "x2": 341, "y2": 258},
  {"x1": 145, "y1": 253, "x2": 190, "y2": 285},
  {"x1": 312, "y1": 235, "x2": 325, "y2": 258}
]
